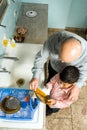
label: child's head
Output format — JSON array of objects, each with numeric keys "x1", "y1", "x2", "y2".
[{"x1": 59, "y1": 66, "x2": 80, "y2": 89}]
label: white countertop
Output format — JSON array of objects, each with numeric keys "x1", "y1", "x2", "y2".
[
  {"x1": 0, "y1": 43, "x2": 46, "y2": 129},
  {"x1": 0, "y1": 102, "x2": 45, "y2": 129}
]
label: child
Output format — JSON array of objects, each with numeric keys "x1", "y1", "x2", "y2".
[{"x1": 46, "y1": 65, "x2": 80, "y2": 116}]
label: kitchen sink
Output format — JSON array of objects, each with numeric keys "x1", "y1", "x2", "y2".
[{"x1": 0, "y1": 43, "x2": 45, "y2": 129}]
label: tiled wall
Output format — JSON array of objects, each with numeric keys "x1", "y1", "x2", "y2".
[{"x1": 0, "y1": 0, "x2": 21, "y2": 62}]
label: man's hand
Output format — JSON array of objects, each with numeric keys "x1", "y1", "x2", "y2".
[
  {"x1": 68, "y1": 85, "x2": 80, "y2": 102},
  {"x1": 29, "y1": 78, "x2": 39, "y2": 91},
  {"x1": 46, "y1": 99, "x2": 57, "y2": 106}
]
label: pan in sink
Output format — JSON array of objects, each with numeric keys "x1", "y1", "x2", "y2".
[{"x1": 0, "y1": 96, "x2": 21, "y2": 114}]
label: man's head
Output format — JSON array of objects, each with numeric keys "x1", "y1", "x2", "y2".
[
  {"x1": 59, "y1": 37, "x2": 82, "y2": 63},
  {"x1": 59, "y1": 65, "x2": 80, "y2": 89}
]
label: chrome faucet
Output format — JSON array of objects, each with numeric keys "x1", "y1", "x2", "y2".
[
  {"x1": 0, "y1": 53, "x2": 19, "y2": 61},
  {"x1": 2, "y1": 56, "x2": 19, "y2": 61},
  {"x1": 0, "y1": 67, "x2": 11, "y2": 74},
  {"x1": 0, "y1": 53, "x2": 19, "y2": 74}
]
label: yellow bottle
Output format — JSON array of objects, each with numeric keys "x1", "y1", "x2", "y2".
[
  {"x1": 10, "y1": 38, "x2": 16, "y2": 48},
  {"x1": 2, "y1": 34, "x2": 8, "y2": 47}
]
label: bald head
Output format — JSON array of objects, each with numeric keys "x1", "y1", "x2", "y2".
[{"x1": 59, "y1": 38, "x2": 82, "y2": 63}]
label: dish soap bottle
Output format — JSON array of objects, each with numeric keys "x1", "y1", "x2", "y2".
[
  {"x1": 2, "y1": 34, "x2": 8, "y2": 47},
  {"x1": 10, "y1": 38, "x2": 16, "y2": 48}
]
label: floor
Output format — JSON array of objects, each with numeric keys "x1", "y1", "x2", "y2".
[
  {"x1": 46, "y1": 29, "x2": 87, "y2": 130},
  {"x1": 46, "y1": 86, "x2": 87, "y2": 130},
  {"x1": 48, "y1": 28, "x2": 87, "y2": 39}
]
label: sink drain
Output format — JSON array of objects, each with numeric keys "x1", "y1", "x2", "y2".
[
  {"x1": 26, "y1": 10, "x2": 37, "y2": 17},
  {"x1": 16, "y1": 78, "x2": 25, "y2": 87}
]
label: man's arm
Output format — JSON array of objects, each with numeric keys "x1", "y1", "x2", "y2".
[
  {"x1": 29, "y1": 40, "x2": 50, "y2": 90},
  {"x1": 68, "y1": 85, "x2": 81, "y2": 102},
  {"x1": 32, "y1": 40, "x2": 51, "y2": 79},
  {"x1": 68, "y1": 60, "x2": 87, "y2": 101}
]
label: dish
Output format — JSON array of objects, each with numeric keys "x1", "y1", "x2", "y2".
[
  {"x1": 35, "y1": 88, "x2": 49, "y2": 104},
  {"x1": 0, "y1": 96, "x2": 21, "y2": 114},
  {"x1": 14, "y1": 35, "x2": 25, "y2": 43}
]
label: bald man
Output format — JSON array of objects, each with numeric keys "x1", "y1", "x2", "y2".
[{"x1": 29, "y1": 31, "x2": 87, "y2": 102}]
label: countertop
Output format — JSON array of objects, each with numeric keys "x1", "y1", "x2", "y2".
[{"x1": 0, "y1": 43, "x2": 46, "y2": 130}]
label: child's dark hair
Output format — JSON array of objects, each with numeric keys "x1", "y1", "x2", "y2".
[{"x1": 59, "y1": 66, "x2": 80, "y2": 84}]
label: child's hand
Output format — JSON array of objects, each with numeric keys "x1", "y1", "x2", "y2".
[{"x1": 46, "y1": 99, "x2": 57, "y2": 105}]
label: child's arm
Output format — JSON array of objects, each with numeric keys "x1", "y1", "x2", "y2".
[
  {"x1": 46, "y1": 99, "x2": 57, "y2": 106},
  {"x1": 46, "y1": 98, "x2": 75, "y2": 108}
]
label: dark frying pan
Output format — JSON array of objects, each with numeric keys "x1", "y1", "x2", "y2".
[{"x1": 0, "y1": 96, "x2": 21, "y2": 114}]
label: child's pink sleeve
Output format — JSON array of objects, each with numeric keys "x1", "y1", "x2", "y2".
[{"x1": 49, "y1": 100, "x2": 74, "y2": 109}]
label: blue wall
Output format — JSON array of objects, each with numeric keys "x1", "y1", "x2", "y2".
[
  {"x1": 21, "y1": 0, "x2": 87, "y2": 29},
  {"x1": 0, "y1": 0, "x2": 21, "y2": 61},
  {"x1": 21, "y1": 0, "x2": 72, "y2": 29},
  {"x1": 66, "y1": 0, "x2": 87, "y2": 28}
]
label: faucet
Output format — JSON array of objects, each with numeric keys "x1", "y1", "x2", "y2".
[
  {"x1": 0, "y1": 67, "x2": 11, "y2": 74},
  {"x1": 0, "y1": 53, "x2": 19, "y2": 73},
  {"x1": 0, "y1": 53, "x2": 19, "y2": 61},
  {"x1": 2, "y1": 56, "x2": 19, "y2": 61}
]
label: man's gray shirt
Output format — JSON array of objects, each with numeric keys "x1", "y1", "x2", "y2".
[{"x1": 32, "y1": 31, "x2": 87, "y2": 88}]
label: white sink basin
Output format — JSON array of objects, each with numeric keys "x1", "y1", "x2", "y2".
[
  {"x1": 1, "y1": 43, "x2": 44, "y2": 88},
  {"x1": 0, "y1": 43, "x2": 45, "y2": 129}
]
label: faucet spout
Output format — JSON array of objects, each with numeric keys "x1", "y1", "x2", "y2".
[
  {"x1": 0, "y1": 67, "x2": 11, "y2": 74},
  {"x1": 1, "y1": 56, "x2": 19, "y2": 61}
]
